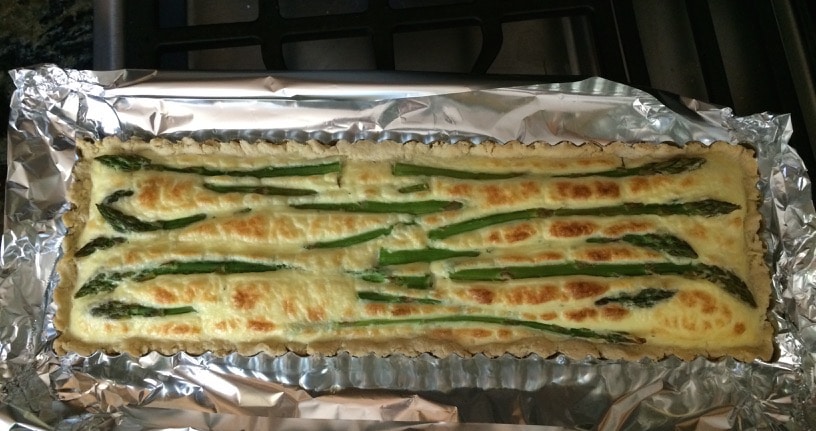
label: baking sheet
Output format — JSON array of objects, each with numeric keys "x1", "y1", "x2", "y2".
[{"x1": 1, "y1": 64, "x2": 814, "y2": 430}]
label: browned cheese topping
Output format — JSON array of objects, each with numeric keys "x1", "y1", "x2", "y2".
[{"x1": 54, "y1": 138, "x2": 772, "y2": 361}]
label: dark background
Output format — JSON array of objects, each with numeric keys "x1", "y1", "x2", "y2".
[{"x1": 0, "y1": 0, "x2": 93, "y2": 152}]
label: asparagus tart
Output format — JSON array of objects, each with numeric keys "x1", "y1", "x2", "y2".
[{"x1": 55, "y1": 137, "x2": 772, "y2": 360}]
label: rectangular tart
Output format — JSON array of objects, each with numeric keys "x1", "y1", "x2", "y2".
[{"x1": 55, "y1": 137, "x2": 772, "y2": 360}]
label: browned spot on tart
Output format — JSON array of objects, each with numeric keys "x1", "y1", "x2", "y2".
[
  {"x1": 158, "y1": 323, "x2": 200, "y2": 336},
  {"x1": 520, "y1": 181, "x2": 541, "y2": 196},
  {"x1": 628, "y1": 177, "x2": 649, "y2": 193},
  {"x1": 222, "y1": 215, "x2": 268, "y2": 240},
  {"x1": 281, "y1": 299, "x2": 296, "y2": 318},
  {"x1": 549, "y1": 220, "x2": 597, "y2": 238},
  {"x1": 677, "y1": 290, "x2": 717, "y2": 314},
  {"x1": 554, "y1": 182, "x2": 592, "y2": 199},
  {"x1": 307, "y1": 307, "x2": 326, "y2": 322},
  {"x1": 603, "y1": 221, "x2": 652, "y2": 236},
  {"x1": 484, "y1": 185, "x2": 511, "y2": 205},
  {"x1": 581, "y1": 246, "x2": 636, "y2": 262},
  {"x1": 152, "y1": 287, "x2": 177, "y2": 304},
  {"x1": 247, "y1": 319, "x2": 276, "y2": 332},
  {"x1": 507, "y1": 285, "x2": 563, "y2": 305},
  {"x1": 468, "y1": 287, "x2": 495, "y2": 305},
  {"x1": 565, "y1": 308, "x2": 598, "y2": 322},
  {"x1": 594, "y1": 181, "x2": 620, "y2": 198},
  {"x1": 391, "y1": 305, "x2": 416, "y2": 317},
  {"x1": 565, "y1": 280, "x2": 609, "y2": 299},
  {"x1": 448, "y1": 183, "x2": 473, "y2": 196},
  {"x1": 365, "y1": 303, "x2": 387, "y2": 315},
  {"x1": 136, "y1": 178, "x2": 161, "y2": 208},
  {"x1": 232, "y1": 287, "x2": 261, "y2": 311},
  {"x1": 601, "y1": 306, "x2": 629, "y2": 321},
  {"x1": 504, "y1": 223, "x2": 536, "y2": 243}
]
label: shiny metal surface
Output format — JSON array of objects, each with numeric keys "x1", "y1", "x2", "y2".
[{"x1": 1, "y1": 64, "x2": 813, "y2": 430}]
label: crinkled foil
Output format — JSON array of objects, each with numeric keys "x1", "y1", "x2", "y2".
[{"x1": 1, "y1": 64, "x2": 814, "y2": 430}]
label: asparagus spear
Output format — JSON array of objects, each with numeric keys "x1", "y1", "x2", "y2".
[
  {"x1": 594, "y1": 288, "x2": 677, "y2": 308},
  {"x1": 587, "y1": 233, "x2": 698, "y2": 258},
  {"x1": 392, "y1": 157, "x2": 704, "y2": 181},
  {"x1": 102, "y1": 189, "x2": 135, "y2": 205},
  {"x1": 90, "y1": 301, "x2": 196, "y2": 319},
  {"x1": 74, "y1": 271, "x2": 135, "y2": 298},
  {"x1": 97, "y1": 154, "x2": 151, "y2": 171},
  {"x1": 96, "y1": 154, "x2": 342, "y2": 177},
  {"x1": 306, "y1": 226, "x2": 394, "y2": 249},
  {"x1": 97, "y1": 204, "x2": 157, "y2": 232},
  {"x1": 75, "y1": 260, "x2": 284, "y2": 298},
  {"x1": 97, "y1": 189, "x2": 207, "y2": 233},
  {"x1": 292, "y1": 200, "x2": 463, "y2": 215},
  {"x1": 393, "y1": 163, "x2": 524, "y2": 180},
  {"x1": 357, "y1": 291, "x2": 442, "y2": 305},
  {"x1": 97, "y1": 203, "x2": 207, "y2": 233},
  {"x1": 556, "y1": 157, "x2": 706, "y2": 178},
  {"x1": 131, "y1": 260, "x2": 285, "y2": 282},
  {"x1": 335, "y1": 315, "x2": 643, "y2": 344},
  {"x1": 449, "y1": 262, "x2": 756, "y2": 307},
  {"x1": 428, "y1": 199, "x2": 740, "y2": 240},
  {"x1": 203, "y1": 183, "x2": 317, "y2": 196},
  {"x1": 398, "y1": 182, "x2": 430, "y2": 193},
  {"x1": 354, "y1": 271, "x2": 434, "y2": 290},
  {"x1": 74, "y1": 236, "x2": 127, "y2": 257},
  {"x1": 378, "y1": 247, "x2": 480, "y2": 266}
]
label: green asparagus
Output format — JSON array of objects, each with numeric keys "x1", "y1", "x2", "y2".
[
  {"x1": 131, "y1": 260, "x2": 285, "y2": 282},
  {"x1": 292, "y1": 200, "x2": 463, "y2": 215},
  {"x1": 102, "y1": 189, "x2": 134, "y2": 205},
  {"x1": 335, "y1": 315, "x2": 643, "y2": 344},
  {"x1": 392, "y1": 157, "x2": 704, "y2": 181},
  {"x1": 378, "y1": 247, "x2": 480, "y2": 266},
  {"x1": 356, "y1": 291, "x2": 442, "y2": 305},
  {"x1": 355, "y1": 271, "x2": 434, "y2": 290},
  {"x1": 203, "y1": 183, "x2": 317, "y2": 196},
  {"x1": 594, "y1": 288, "x2": 677, "y2": 308},
  {"x1": 306, "y1": 226, "x2": 394, "y2": 249},
  {"x1": 398, "y1": 182, "x2": 430, "y2": 193},
  {"x1": 97, "y1": 154, "x2": 342, "y2": 177},
  {"x1": 428, "y1": 199, "x2": 740, "y2": 240},
  {"x1": 97, "y1": 189, "x2": 207, "y2": 233},
  {"x1": 556, "y1": 157, "x2": 706, "y2": 178},
  {"x1": 75, "y1": 260, "x2": 285, "y2": 298},
  {"x1": 90, "y1": 301, "x2": 196, "y2": 319},
  {"x1": 587, "y1": 233, "x2": 698, "y2": 258},
  {"x1": 74, "y1": 271, "x2": 135, "y2": 298},
  {"x1": 97, "y1": 203, "x2": 206, "y2": 233},
  {"x1": 97, "y1": 154, "x2": 151, "y2": 171},
  {"x1": 448, "y1": 261, "x2": 756, "y2": 307},
  {"x1": 393, "y1": 162, "x2": 524, "y2": 180},
  {"x1": 74, "y1": 236, "x2": 127, "y2": 257}
]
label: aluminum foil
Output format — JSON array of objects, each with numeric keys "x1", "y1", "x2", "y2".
[{"x1": 2, "y1": 64, "x2": 814, "y2": 430}]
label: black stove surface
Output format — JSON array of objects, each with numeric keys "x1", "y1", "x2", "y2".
[{"x1": 95, "y1": 0, "x2": 816, "y2": 185}]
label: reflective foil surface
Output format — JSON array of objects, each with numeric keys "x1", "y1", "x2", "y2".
[{"x1": 1, "y1": 65, "x2": 814, "y2": 430}]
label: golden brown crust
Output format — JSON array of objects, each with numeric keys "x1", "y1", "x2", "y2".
[{"x1": 55, "y1": 137, "x2": 773, "y2": 361}]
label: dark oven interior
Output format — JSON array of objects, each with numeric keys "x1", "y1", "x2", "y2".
[{"x1": 94, "y1": 0, "x2": 816, "y2": 185}]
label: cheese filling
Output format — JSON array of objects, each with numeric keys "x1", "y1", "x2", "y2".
[{"x1": 55, "y1": 138, "x2": 772, "y2": 360}]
